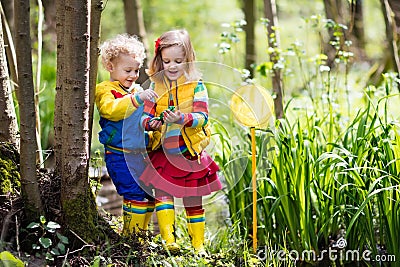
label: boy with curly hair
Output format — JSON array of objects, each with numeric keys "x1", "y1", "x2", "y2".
[{"x1": 95, "y1": 34, "x2": 158, "y2": 235}]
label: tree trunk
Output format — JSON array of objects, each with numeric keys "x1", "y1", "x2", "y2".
[
  {"x1": 14, "y1": 0, "x2": 43, "y2": 221},
  {"x1": 381, "y1": 0, "x2": 400, "y2": 77},
  {"x1": 242, "y1": 0, "x2": 256, "y2": 78},
  {"x1": 388, "y1": 0, "x2": 400, "y2": 32},
  {"x1": 54, "y1": 0, "x2": 64, "y2": 176},
  {"x1": 33, "y1": 0, "x2": 44, "y2": 166},
  {"x1": 123, "y1": 0, "x2": 149, "y2": 84},
  {"x1": 322, "y1": 0, "x2": 342, "y2": 67},
  {"x1": 323, "y1": 0, "x2": 367, "y2": 65},
  {"x1": 0, "y1": 3, "x2": 18, "y2": 100},
  {"x1": 58, "y1": 0, "x2": 100, "y2": 242},
  {"x1": 264, "y1": 0, "x2": 283, "y2": 119},
  {"x1": 349, "y1": 0, "x2": 367, "y2": 61},
  {"x1": 42, "y1": 0, "x2": 56, "y2": 37},
  {"x1": 88, "y1": 0, "x2": 102, "y2": 166},
  {"x1": 0, "y1": 11, "x2": 18, "y2": 148},
  {"x1": 0, "y1": 0, "x2": 13, "y2": 35},
  {"x1": 389, "y1": 0, "x2": 400, "y2": 77}
]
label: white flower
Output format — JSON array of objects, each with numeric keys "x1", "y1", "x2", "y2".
[{"x1": 319, "y1": 65, "x2": 330, "y2": 72}]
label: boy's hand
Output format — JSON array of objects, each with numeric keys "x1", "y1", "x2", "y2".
[{"x1": 138, "y1": 90, "x2": 158, "y2": 102}]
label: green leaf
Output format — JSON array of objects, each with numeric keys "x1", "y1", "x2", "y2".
[
  {"x1": 92, "y1": 256, "x2": 101, "y2": 267},
  {"x1": 40, "y1": 216, "x2": 46, "y2": 225},
  {"x1": 45, "y1": 252, "x2": 54, "y2": 261},
  {"x1": 46, "y1": 227, "x2": 56, "y2": 233},
  {"x1": 27, "y1": 222, "x2": 40, "y2": 229},
  {"x1": 32, "y1": 244, "x2": 41, "y2": 250},
  {"x1": 46, "y1": 221, "x2": 61, "y2": 230},
  {"x1": 0, "y1": 251, "x2": 25, "y2": 267},
  {"x1": 57, "y1": 243, "x2": 66, "y2": 254},
  {"x1": 57, "y1": 233, "x2": 69, "y2": 244},
  {"x1": 256, "y1": 62, "x2": 273, "y2": 77},
  {"x1": 39, "y1": 237, "x2": 52, "y2": 248},
  {"x1": 51, "y1": 248, "x2": 60, "y2": 256}
]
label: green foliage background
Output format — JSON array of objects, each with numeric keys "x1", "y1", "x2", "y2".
[
  {"x1": 11, "y1": 0, "x2": 400, "y2": 265},
  {"x1": 33, "y1": 0, "x2": 386, "y2": 159}
]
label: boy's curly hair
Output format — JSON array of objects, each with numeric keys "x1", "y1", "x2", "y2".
[{"x1": 99, "y1": 34, "x2": 146, "y2": 68}]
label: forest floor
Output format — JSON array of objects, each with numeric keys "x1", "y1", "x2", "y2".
[
  {"x1": 1, "y1": 163, "x2": 235, "y2": 266},
  {"x1": 0, "y1": 168, "x2": 154, "y2": 266}
]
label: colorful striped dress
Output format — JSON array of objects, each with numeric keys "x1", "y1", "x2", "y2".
[{"x1": 139, "y1": 78, "x2": 221, "y2": 197}]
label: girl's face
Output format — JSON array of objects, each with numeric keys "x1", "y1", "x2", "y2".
[
  {"x1": 108, "y1": 53, "x2": 140, "y2": 88},
  {"x1": 161, "y1": 46, "x2": 186, "y2": 81}
]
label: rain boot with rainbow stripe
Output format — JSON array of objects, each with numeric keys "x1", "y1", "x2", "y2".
[
  {"x1": 122, "y1": 199, "x2": 147, "y2": 235},
  {"x1": 186, "y1": 208, "x2": 207, "y2": 256},
  {"x1": 155, "y1": 197, "x2": 180, "y2": 253},
  {"x1": 143, "y1": 200, "x2": 155, "y2": 231}
]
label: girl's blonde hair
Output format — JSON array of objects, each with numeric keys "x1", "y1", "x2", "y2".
[
  {"x1": 148, "y1": 29, "x2": 201, "y2": 82},
  {"x1": 99, "y1": 34, "x2": 146, "y2": 69}
]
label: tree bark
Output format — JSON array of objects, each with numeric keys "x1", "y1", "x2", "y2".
[
  {"x1": 389, "y1": 0, "x2": 400, "y2": 76},
  {"x1": 58, "y1": 0, "x2": 99, "y2": 242},
  {"x1": 42, "y1": 0, "x2": 56, "y2": 36},
  {"x1": 123, "y1": 0, "x2": 149, "y2": 84},
  {"x1": 242, "y1": 0, "x2": 256, "y2": 78},
  {"x1": 0, "y1": 0, "x2": 13, "y2": 35},
  {"x1": 349, "y1": 0, "x2": 367, "y2": 61},
  {"x1": 323, "y1": 0, "x2": 367, "y2": 65},
  {"x1": 88, "y1": 0, "x2": 102, "y2": 167},
  {"x1": 0, "y1": 3, "x2": 18, "y2": 100},
  {"x1": 381, "y1": 0, "x2": 400, "y2": 77},
  {"x1": 14, "y1": 0, "x2": 43, "y2": 220},
  {"x1": 0, "y1": 11, "x2": 18, "y2": 148},
  {"x1": 388, "y1": 0, "x2": 400, "y2": 32},
  {"x1": 322, "y1": 0, "x2": 342, "y2": 67},
  {"x1": 264, "y1": 0, "x2": 283, "y2": 119},
  {"x1": 33, "y1": 0, "x2": 44, "y2": 166},
  {"x1": 54, "y1": 0, "x2": 65, "y2": 177}
]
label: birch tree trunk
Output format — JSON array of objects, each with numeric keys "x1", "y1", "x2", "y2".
[
  {"x1": 88, "y1": 0, "x2": 102, "y2": 164},
  {"x1": 242, "y1": 0, "x2": 256, "y2": 78},
  {"x1": 0, "y1": 0, "x2": 13, "y2": 34},
  {"x1": 381, "y1": 0, "x2": 400, "y2": 77},
  {"x1": 54, "y1": 0, "x2": 64, "y2": 181},
  {"x1": 350, "y1": 0, "x2": 366, "y2": 60},
  {"x1": 123, "y1": 0, "x2": 149, "y2": 84},
  {"x1": 389, "y1": 0, "x2": 400, "y2": 31},
  {"x1": 0, "y1": 3, "x2": 18, "y2": 104},
  {"x1": 322, "y1": 0, "x2": 343, "y2": 67},
  {"x1": 0, "y1": 11, "x2": 18, "y2": 148},
  {"x1": 42, "y1": 0, "x2": 56, "y2": 37},
  {"x1": 33, "y1": 0, "x2": 44, "y2": 166},
  {"x1": 264, "y1": 0, "x2": 283, "y2": 119},
  {"x1": 14, "y1": 0, "x2": 43, "y2": 221},
  {"x1": 57, "y1": 0, "x2": 100, "y2": 241}
]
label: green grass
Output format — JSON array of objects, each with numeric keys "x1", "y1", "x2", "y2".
[{"x1": 211, "y1": 13, "x2": 400, "y2": 266}]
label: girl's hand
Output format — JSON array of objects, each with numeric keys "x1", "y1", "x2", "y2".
[
  {"x1": 149, "y1": 119, "x2": 162, "y2": 130},
  {"x1": 138, "y1": 90, "x2": 158, "y2": 102},
  {"x1": 163, "y1": 110, "x2": 182, "y2": 124}
]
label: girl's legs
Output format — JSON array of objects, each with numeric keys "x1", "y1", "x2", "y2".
[
  {"x1": 183, "y1": 196, "x2": 206, "y2": 255},
  {"x1": 155, "y1": 190, "x2": 180, "y2": 253}
]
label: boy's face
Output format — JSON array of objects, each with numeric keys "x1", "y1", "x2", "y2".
[{"x1": 108, "y1": 53, "x2": 141, "y2": 88}]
